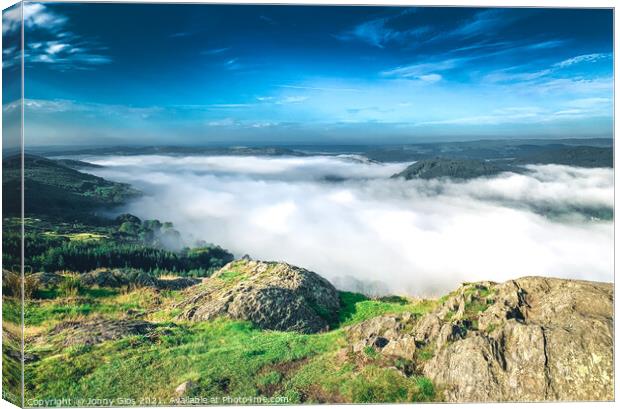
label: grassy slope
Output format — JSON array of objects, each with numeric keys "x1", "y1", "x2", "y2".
[
  {"x1": 3, "y1": 154, "x2": 139, "y2": 219},
  {"x1": 23, "y1": 287, "x2": 439, "y2": 404}
]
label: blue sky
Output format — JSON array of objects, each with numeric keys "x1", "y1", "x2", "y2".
[{"x1": 2, "y1": 3, "x2": 614, "y2": 146}]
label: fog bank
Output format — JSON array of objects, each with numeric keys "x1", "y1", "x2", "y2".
[{"x1": 85, "y1": 154, "x2": 613, "y2": 296}]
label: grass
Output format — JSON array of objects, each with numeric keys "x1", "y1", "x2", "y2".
[
  {"x1": 23, "y1": 286, "x2": 179, "y2": 329},
  {"x1": 286, "y1": 352, "x2": 436, "y2": 403},
  {"x1": 417, "y1": 343, "x2": 435, "y2": 361},
  {"x1": 43, "y1": 231, "x2": 107, "y2": 242},
  {"x1": 337, "y1": 292, "x2": 437, "y2": 328},
  {"x1": 23, "y1": 285, "x2": 439, "y2": 405},
  {"x1": 25, "y1": 319, "x2": 345, "y2": 403},
  {"x1": 217, "y1": 269, "x2": 247, "y2": 283}
]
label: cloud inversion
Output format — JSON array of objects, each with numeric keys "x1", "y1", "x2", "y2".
[{"x1": 83, "y1": 155, "x2": 613, "y2": 296}]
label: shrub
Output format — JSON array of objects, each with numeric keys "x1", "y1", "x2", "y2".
[
  {"x1": 2, "y1": 270, "x2": 40, "y2": 299},
  {"x1": 58, "y1": 274, "x2": 83, "y2": 297}
]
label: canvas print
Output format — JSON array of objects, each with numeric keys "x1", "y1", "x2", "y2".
[{"x1": 1, "y1": 2, "x2": 614, "y2": 406}]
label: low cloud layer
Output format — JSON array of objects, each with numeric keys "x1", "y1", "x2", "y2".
[{"x1": 84, "y1": 155, "x2": 613, "y2": 296}]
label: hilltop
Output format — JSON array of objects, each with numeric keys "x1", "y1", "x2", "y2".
[
  {"x1": 392, "y1": 158, "x2": 509, "y2": 180},
  {"x1": 13, "y1": 257, "x2": 613, "y2": 403}
]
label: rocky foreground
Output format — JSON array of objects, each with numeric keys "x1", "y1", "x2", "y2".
[
  {"x1": 21, "y1": 259, "x2": 613, "y2": 403},
  {"x1": 174, "y1": 260, "x2": 613, "y2": 402},
  {"x1": 348, "y1": 276, "x2": 613, "y2": 402}
]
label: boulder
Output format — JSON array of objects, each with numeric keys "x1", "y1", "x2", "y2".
[{"x1": 175, "y1": 259, "x2": 340, "y2": 333}]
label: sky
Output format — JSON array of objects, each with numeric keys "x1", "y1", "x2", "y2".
[{"x1": 2, "y1": 3, "x2": 614, "y2": 146}]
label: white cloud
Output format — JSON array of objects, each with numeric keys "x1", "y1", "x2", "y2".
[
  {"x1": 82, "y1": 155, "x2": 613, "y2": 296},
  {"x1": 2, "y1": 3, "x2": 112, "y2": 70},
  {"x1": 46, "y1": 42, "x2": 69, "y2": 54}
]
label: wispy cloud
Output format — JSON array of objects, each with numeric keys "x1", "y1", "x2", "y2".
[
  {"x1": 279, "y1": 84, "x2": 361, "y2": 92},
  {"x1": 224, "y1": 58, "x2": 242, "y2": 70},
  {"x1": 259, "y1": 15, "x2": 278, "y2": 26},
  {"x1": 482, "y1": 51, "x2": 612, "y2": 90},
  {"x1": 380, "y1": 58, "x2": 465, "y2": 80},
  {"x1": 335, "y1": 9, "x2": 429, "y2": 48},
  {"x1": 554, "y1": 53, "x2": 612, "y2": 68},
  {"x1": 483, "y1": 68, "x2": 553, "y2": 83},
  {"x1": 448, "y1": 9, "x2": 513, "y2": 38},
  {"x1": 277, "y1": 96, "x2": 309, "y2": 104},
  {"x1": 170, "y1": 31, "x2": 192, "y2": 38},
  {"x1": 416, "y1": 99, "x2": 611, "y2": 127},
  {"x1": 15, "y1": 98, "x2": 163, "y2": 119},
  {"x1": 255, "y1": 94, "x2": 309, "y2": 105},
  {"x1": 201, "y1": 47, "x2": 230, "y2": 55}
]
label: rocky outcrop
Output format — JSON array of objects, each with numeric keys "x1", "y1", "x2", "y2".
[
  {"x1": 79, "y1": 268, "x2": 200, "y2": 290},
  {"x1": 346, "y1": 277, "x2": 613, "y2": 402},
  {"x1": 175, "y1": 259, "x2": 340, "y2": 333},
  {"x1": 347, "y1": 313, "x2": 418, "y2": 360}
]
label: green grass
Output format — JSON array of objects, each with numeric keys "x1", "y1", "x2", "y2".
[
  {"x1": 337, "y1": 292, "x2": 437, "y2": 327},
  {"x1": 217, "y1": 269, "x2": 247, "y2": 283},
  {"x1": 23, "y1": 287, "x2": 176, "y2": 327},
  {"x1": 417, "y1": 343, "x2": 435, "y2": 361},
  {"x1": 24, "y1": 287, "x2": 438, "y2": 404},
  {"x1": 22, "y1": 273, "x2": 442, "y2": 404},
  {"x1": 285, "y1": 352, "x2": 436, "y2": 403},
  {"x1": 25, "y1": 319, "x2": 346, "y2": 403}
]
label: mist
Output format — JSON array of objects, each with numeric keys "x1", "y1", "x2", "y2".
[{"x1": 83, "y1": 154, "x2": 613, "y2": 296}]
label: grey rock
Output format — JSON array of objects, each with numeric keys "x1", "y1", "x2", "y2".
[
  {"x1": 346, "y1": 313, "x2": 418, "y2": 360},
  {"x1": 176, "y1": 259, "x2": 340, "y2": 333},
  {"x1": 346, "y1": 276, "x2": 613, "y2": 402},
  {"x1": 426, "y1": 277, "x2": 614, "y2": 402}
]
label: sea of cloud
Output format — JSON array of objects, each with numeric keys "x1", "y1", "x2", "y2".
[{"x1": 83, "y1": 154, "x2": 613, "y2": 296}]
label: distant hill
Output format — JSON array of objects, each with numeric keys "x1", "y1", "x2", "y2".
[
  {"x1": 392, "y1": 158, "x2": 509, "y2": 180},
  {"x1": 513, "y1": 146, "x2": 613, "y2": 168},
  {"x1": 33, "y1": 145, "x2": 307, "y2": 157},
  {"x1": 365, "y1": 139, "x2": 613, "y2": 164},
  {"x1": 2, "y1": 154, "x2": 140, "y2": 219},
  {"x1": 55, "y1": 158, "x2": 104, "y2": 169}
]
